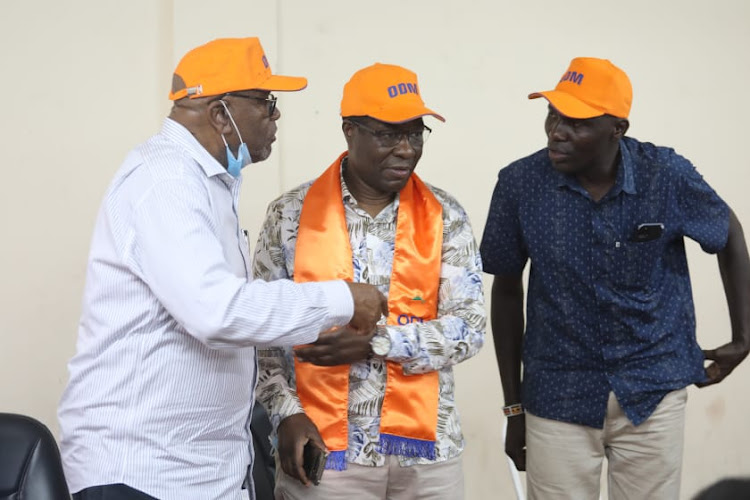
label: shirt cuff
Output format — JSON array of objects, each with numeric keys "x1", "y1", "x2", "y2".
[
  {"x1": 383, "y1": 325, "x2": 413, "y2": 362},
  {"x1": 277, "y1": 401, "x2": 307, "y2": 424},
  {"x1": 318, "y1": 280, "x2": 354, "y2": 331}
]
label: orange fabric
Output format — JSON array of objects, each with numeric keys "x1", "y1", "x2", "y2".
[
  {"x1": 168, "y1": 38, "x2": 307, "y2": 101},
  {"x1": 528, "y1": 57, "x2": 632, "y2": 119},
  {"x1": 294, "y1": 152, "x2": 442, "y2": 454},
  {"x1": 340, "y1": 63, "x2": 445, "y2": 124}
]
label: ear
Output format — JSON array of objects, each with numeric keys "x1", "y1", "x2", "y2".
[
  {"x1": 613, "y1": 118, "x2": 630, "y2": 140},
  {"x1": 342, "y1": 120, "x2": 356, "y2": 147},
  {"x1": 207, "y1": 100, "x2": 235, "y2": 136}
]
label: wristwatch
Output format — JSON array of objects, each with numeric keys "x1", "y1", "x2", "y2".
[{"x1": 370, "y1": 326, "x2": 392, "y2": 357}]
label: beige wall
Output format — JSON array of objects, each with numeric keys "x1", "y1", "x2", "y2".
[{"x1": 1, "y1": 0, "x2": 748, "y2": 497}]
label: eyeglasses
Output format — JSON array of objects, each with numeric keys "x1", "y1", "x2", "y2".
[
  {"x1": 347, "y1": 120, "x2": 431, "y2": 148},
  {"x1": 225, "y1": 93, "x2": 277, "y2": 117}
]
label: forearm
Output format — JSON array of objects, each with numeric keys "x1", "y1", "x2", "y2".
[
  {"x1": 228, "y1": 278, "x2": 353, "y2": 347},
  {"x1": 718, "y1": 209, "x2": 750, "y2": 347},
  {"x1": 168, "y1": 277, "x2": 352, "y2": 349},
  {"x1": 387, "y1": 312, "x2": 486, "y2": 374},
  {"x1": 491, "y1": 275, "x2": 525, "y2": 405},
  {"x1": 387, "y1": 256, "x2": 486, "y2": 374},
  {"x1": 256, "y1": 347, "x2": 305, "y2": 432}
]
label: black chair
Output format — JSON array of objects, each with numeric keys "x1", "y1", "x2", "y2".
[
  {"x1": 0, "y1": 413, "x2": 70, "y2": 500},
  {"x1": 693, "y1": 478, "x2": 750, "y2": 499},
  {"x1": 250, "y1": 404, "x2": 276, "y2": 500}
]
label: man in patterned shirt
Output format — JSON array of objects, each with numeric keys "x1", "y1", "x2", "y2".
[
  {"x1": 253, "y1": 63, "x2": 485, "y2": 499},
  {"x1": 480, "y1": 57, "x2": 750, "y2": 499}
]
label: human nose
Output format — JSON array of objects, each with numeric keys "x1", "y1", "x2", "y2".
[
  {"x1": 271, "y1": 106, "x2": 281, "y2": 121},
  {"x1": 546, "y1": 115, "x2": 565, "y2": 141}
]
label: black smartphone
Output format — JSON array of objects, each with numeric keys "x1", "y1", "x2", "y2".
[
  {"x1": 631, "y1": 222, "x2": 664, "y2": 243},
  {"x1": 302, "y1": 442, "x2": 328, "y2": 485}
]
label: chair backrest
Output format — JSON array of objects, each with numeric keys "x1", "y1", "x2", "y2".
[
  {"x1": 693, "y1": 478, "x2": 750, "y2": 499},
  {"x1": 0, "y1": 413, "x2": 71, "y2": 500}
]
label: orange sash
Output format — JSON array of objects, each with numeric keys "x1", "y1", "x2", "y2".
[{"x1": 293, "y1": 152, "x2": 442, "y2": 469}]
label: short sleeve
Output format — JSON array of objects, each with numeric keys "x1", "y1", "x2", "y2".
[
  {"x1": 479, "y1": 165, "x2": 528, "y2": 275},
  {"x1": 676, "y1": 156, "x2": 729, "y2": 254}
]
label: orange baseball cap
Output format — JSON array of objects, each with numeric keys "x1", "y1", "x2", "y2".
[
  {"x1": 168, "y1": 37, "x2": 307, "y2": 100},
  {"x1": 528, "y1": 57, "x2": 632, "y2": 119},
  {"x1": 340, "y1": 63, "x2": 445, "y2": 123}
]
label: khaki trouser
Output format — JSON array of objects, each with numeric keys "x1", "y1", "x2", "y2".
[
  {"x1": 526, "y1": 389, "x2": 687, "y2": 500},
  {"x1": 275, "y1": 454, "x2": 464, "y2": 500}
]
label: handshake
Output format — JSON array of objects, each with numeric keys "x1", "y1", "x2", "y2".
[{"x1": 294, "y1": 283, "x2": 388, "y2": 367}]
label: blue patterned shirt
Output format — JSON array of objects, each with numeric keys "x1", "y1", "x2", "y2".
[
  {"x1": 480, "y1": 137, "x2": 729, "y2": 427},
  {"x1": 253, "y1": 157, "x2": 486, "y2": 466}
]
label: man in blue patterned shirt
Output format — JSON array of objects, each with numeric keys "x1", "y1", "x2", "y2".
[
  {"x1": 254, "y1": 63, "x2": 485, "y2": 500},
  {"x1": 480, "y1": 57, "x2": 750, "y2": 500}
]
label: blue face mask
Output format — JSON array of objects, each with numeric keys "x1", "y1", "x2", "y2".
[
  {"x1": 225, "y1": 142, "x2": 251, "y2": 178},
  {"x1": 219, "y1": 100, "x2": 252, "y2": 177}
]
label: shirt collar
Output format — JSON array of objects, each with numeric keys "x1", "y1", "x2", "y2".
[
  {"x1": 553, "y1": 139, "x2": 636, "y2": 197},
  {"x1": 160, "y1": 118, "x2": 235, "y2": 181},
  {"x1": 339, "y1": 155, "x2": 400, "y2": 219},
  {"x1": 618, "y1": 138, "x2": 636, "y2": 195}
]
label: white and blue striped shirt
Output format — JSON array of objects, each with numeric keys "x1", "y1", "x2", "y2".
[{"x1": 58, "y1": 118, "x2": 353, "y2": 500}]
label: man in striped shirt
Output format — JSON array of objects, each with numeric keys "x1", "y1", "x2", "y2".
[{"x1": 57, "y1": 37, "x2": 386, "y2": 500}]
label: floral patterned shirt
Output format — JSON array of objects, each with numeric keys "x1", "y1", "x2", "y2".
[{"x1": 252, "y1": 158, "x2": 486, "y2": 467}]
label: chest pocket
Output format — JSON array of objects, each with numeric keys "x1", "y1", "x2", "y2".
[{"x1": 613, "y1": 238, "x2": 662, "y2": 291}]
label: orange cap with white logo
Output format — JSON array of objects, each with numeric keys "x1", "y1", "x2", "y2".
[
  {"x1": 529, "y1": 57, "x2": 632, "y2": 119},
  {"x1": 341, "y1": 63, "x2": 445, "y2": 123},
  {"x1": 168, "y1": 37, "x2": 307, "y2": 100}
]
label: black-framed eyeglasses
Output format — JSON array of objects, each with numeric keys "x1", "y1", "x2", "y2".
[
  {"x1": 225, "y1": 93, "x2": 277, "y2": 117},
  {"x1": 347, "y1": 119, "x2": 431, "y2": 148}
]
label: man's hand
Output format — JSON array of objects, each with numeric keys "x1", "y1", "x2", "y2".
[
  {"x1": 346, "y1": 282, "x2": 388, "y2": 333},
  {"x1": 295, "y1": 326, "x2": 374, "y2": 366},
  {"x1": 505, "y1": 415, "x2": 526, "y2": 471},
  {"x1": 696, "y1": 341, "x2": 750, "y2": 387},
  {"x1": 277, "y1": 413, "x2": 326, "y2": 486}
]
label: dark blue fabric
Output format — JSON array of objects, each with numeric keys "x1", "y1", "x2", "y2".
[
  {"x1": 480, "y1": 137, "x2": 729, "y2": 427},
  {"x1": 73, "y1": 483, "x2": 158, "y2": 500}
]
